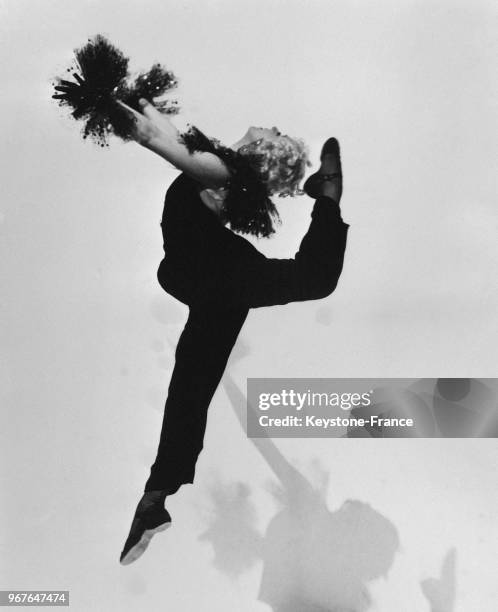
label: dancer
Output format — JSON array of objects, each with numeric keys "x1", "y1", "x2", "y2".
[{"x1": 117, "y1": 99, "x2": 350, "y2": 564}]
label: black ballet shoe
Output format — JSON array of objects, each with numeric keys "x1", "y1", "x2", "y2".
[
  {"x1": 303, "y1": 137, "x2": 343, "y2": 200},
  {"x1": 119, "y1": 506, "x2": 172, "y2": 565}
]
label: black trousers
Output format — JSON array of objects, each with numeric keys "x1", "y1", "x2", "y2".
[{"x1": 144, "y1": 196, "x2": 349, "y2": 493}]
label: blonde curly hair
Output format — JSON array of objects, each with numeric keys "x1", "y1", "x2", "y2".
[{"x1": 238, "y1": 135, "x2": 311, "y2": 197}]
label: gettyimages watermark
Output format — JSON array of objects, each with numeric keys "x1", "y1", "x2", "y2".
[{"x1": 246, "y1": 378, "x2": 498, "y2": 438}]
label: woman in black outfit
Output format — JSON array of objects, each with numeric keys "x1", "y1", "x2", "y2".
[{"x1": 118, "y1": 99, "x2": 349, "y2": 565}]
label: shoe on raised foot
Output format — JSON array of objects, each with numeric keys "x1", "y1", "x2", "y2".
[
  {"x1": 119, "y1": 507, "x2": 171, "y2": 565},
  {"x1": 303, "y1": 137, "x2": 343, "y2": 200}
]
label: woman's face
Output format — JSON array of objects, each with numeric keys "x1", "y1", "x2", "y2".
[
  {"x1": 247, "y1": 126, "x2": 282, "y2": 142},
  {"x1": 231, "y1": 126, "x2": 283, "y2": 151}
]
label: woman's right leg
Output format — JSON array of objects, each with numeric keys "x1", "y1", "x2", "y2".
[{"x1": 253, "y1": 194, "x2": 349, "y2": 307}]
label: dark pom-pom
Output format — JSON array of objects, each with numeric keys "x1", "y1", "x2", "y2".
[{"x1": 52, "y1": 35, "x2": 179, "y2": 146}]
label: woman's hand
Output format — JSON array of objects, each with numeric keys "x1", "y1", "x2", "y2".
[{"x1": 117, "y1": 99, "x2": 178, "y2": 148}]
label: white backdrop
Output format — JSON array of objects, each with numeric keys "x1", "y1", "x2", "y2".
[{"x1": 1, "y1": 1, "x2": 497, "y2": 610}]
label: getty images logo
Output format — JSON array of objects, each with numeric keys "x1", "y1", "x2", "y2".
[{"x1": 258, "y1": 389, "x2": 374, "y2": 412}]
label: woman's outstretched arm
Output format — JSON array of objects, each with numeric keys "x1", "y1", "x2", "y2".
[{"x1": 118, "y1": 99, "x2": 231, "y2": 189}]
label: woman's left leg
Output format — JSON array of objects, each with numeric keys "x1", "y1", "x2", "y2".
[{"x1": 144, "y1": 304, "x2": 248, "y2": 494}]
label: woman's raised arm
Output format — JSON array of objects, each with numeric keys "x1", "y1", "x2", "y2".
[{"x1": 118, "y1": 99, "x2": 231, "y2": 189}]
